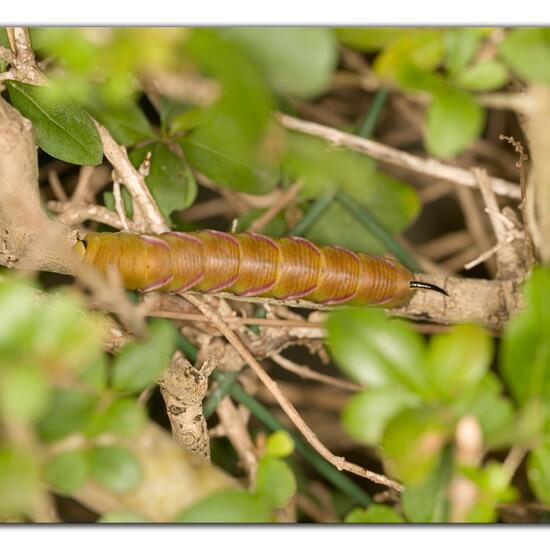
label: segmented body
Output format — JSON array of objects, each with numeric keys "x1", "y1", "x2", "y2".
[{"x1": 75, "y1": 230, "x2": 418, "y2": 307}]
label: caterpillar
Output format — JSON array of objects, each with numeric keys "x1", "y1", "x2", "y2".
[{"x1": 74, "y1": 230, "x2": 447, "y2": 307}]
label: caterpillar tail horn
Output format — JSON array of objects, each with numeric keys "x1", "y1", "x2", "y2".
[{"x1": 409, "y1": 280, "x2": 449, "y2": 297}]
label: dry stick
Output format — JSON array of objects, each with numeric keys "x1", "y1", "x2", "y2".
[
  {"x1": 455, "y1": 185, "x2": 496, "y2": 274},
  {"x1": 71, "y1": 166, "x2": 95, "y2": 205},
  {"x1": 417, "y1": 230, "x2": 473, "y2": 261},
  {"x1": 465, "y1": 169, "x2": 526, "y2": 276},
  {"x1": 277, "y1": 113, "x2": 521, "y2": 200},
  {"x1": 48, "y1": 201, "x2": 124, "y2": 230},
  {"x1": 248, "y1": 181, "x2": 302, "y2": 234},
  {"x1": 216, "y1": 396, "x2": 258, "y2": 485},
  {"x1": 113, "y1": 178, "x2": 130, "y2": 231},
  {"x1": 184, "y1": 294, "x2": 403, "y2": 492},
  {"x1": 148, "y1": 309, "x2": 325, "y2": 330},
  {"x1": 92, "y1": 121, "x2": 168, "y2": 234},
  {"x1": 47, "y1": 170, "x2": 68, "y2": 202},
  {"x1": 179, "y1": 197, "x2": 237, "y2": 222},
  {"x1": 270, "y1": 352, "x2": 361, "y2": 392}
]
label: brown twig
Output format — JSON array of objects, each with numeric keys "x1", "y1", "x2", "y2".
[
  {"x1": 48, "y1": 201, "x2": 124, "y2": 230},
  {"x1": 47, "y1": 170, "x2": 68, "y2": 202},
  {"x1": 147, "y1": 309, "x2": 324, "y2": 330},
  {"x1": 216, "y1": 396, "x2": 258, "y2": 485},
  {"x1": 277, "y1": 113, "x2": 521, "y2": 200},
  {"x1": 248, "y1": 181, "x2": 302, "y2": 234},
  {"x1": 184, "y1": 293, "x2": 403, "y2": 492},
  {"x1": 270, "y1": 352, "x2": 361, "y2": 392},
  {"x1": 113, "y1": 177, "x2": 130, "y2": 231},
  {"x1": 92, "y1": 122, "x2": 167, "y2": 234}
]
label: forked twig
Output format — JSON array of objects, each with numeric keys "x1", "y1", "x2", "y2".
[{"x1": 184, "y1": 293, "x2": 404, "y2": 492}]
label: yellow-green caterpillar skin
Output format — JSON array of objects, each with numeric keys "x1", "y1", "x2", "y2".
[{"x1": 76, "y1": 231, "x2": 442, "y2": 307}]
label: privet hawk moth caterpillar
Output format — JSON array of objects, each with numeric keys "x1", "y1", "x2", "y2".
[{"x1": 74, "y1": 230, "x2": 447, "y2": 307}]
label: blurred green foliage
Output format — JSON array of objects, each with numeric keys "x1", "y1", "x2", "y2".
[
  {"x1": 327, "y1": 267, "x2": 550, "y2": 522},
  {"x1": 0, "y1": 277, "x2": 176, "y2": 520},
  {"x1": 177, "y1": 429, "x2": 297, "y2": 522}
]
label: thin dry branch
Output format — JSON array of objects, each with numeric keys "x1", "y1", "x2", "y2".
[
  {"x1": 216, "y1": 396, "x2": 258, "y2": 485},
  {"x1": 277, "y1": 113, "x2": 521, "y2": 200},
  {"x1": 248, "y1": 181, "x2": 302, "y2": 233},
  {"x1": 190, "y1": 273, "x2": 523, "y2": 333},
  {"x1": 184, "y1": 293, "x2": 404, "y2": 492},
  {"x1": 93, "y1": 121, "x2": 168, "y2": 234},
  {"x1": 48, "y1": 200, "x2": 124, "y2": 230},
  {"x1": 270, "y1": 353, "x2": 361, "y2": 392}
]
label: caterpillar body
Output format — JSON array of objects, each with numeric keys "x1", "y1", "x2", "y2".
[{"x1": 75, "y1": 230, "x2": 447, "y2": 307}]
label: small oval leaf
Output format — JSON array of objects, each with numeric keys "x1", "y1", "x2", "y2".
[
  {"x1": 112, "y1": 319, "x2": 176, "y2": 393},
  {"x1": 88, "y1": 445, "x2": 142, "y2": 494},
  {"x1": 45, "y1": 450, "x2": 89, "y2": 495},
  {"x1": 177, "y1": 489, "x2": 271, "y2": 523},
  {"x1": 6, "y1": 81, "x2": 103, "y2": 165},
  {"x1": 255, "y1": 456, "x2": 296, "y2": 507},
  {"x1": 425, "y1": 89, "x2": 485, "y2": 158}
]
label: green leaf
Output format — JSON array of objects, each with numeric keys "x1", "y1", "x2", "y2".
[
  {"x1": 374, "y1": 31, "x2": 444, "y2": 84},
  {"x1": 177, "y1": 489, "x2": 272, "y2": 523},
  {"x1": 345, "y1": 504, "x2": 404, "y2": 523},
  {"x1": 45, "y1": 450, "x2": 89, "y2": 495},
  {"x1": 130, "y1": 142, "x2": 197, "y2": 221},
  {"x1": 101, "y1": 398, "x2": 148, "y2": 437},
  {"x1": 180, "y1": 135, "x2": 279, "y2": 195},
  {"x1": 461, "y1": 462, "x2": 517, "y2": 522},
  {"x1": 0, "y1": 447, "x2": 40, "y2": 516},
  {"x1": 335, "y1": 28, "x2": 402, "y2": 52},
  {"x1": 452, "y1": 373, "x2": 515, "y2": 448},
  {"x1": 327, "y1": 309, "x2": 428, "y2": 394},
  {"x1": 6, "y1": 81, "x2": 103, "y2": 165},
  {"x1": 0, "y1": 365, "x2": 49, "y2": 422},
  {"x1": 90, "y1": 98, "x2": 155, "y2": 146},
  {"x1": 78, "y1": 355, "x2": 107, "y2": 392},
  {"x1": 444, "y1": 28, "x2": 485, "y2": 76},
  {"x1": 31, "y1": 292, "x2": 103, "y2": 372},
  {"x1": 265, "y1": 431, "x2": 295, "y2": 458},
  {"x1": 282, "y1": 132, "x2": 420, "y2": 254},
  {"x1": 0, "y1": 29, "x2": 9, "y2": 72},
  {"x1": 501, "y1": 267, "x2": 550, "y2": 405},
  {"x1": 0, "y1": 278, "x2": 46, "y2": 350},
  {"x1": 426, "y1": 325, "x2": 493, "y2": 399},
  {"x1": 223, "y1": 28, "x2": 337, "y2": 98},
  {"x1": 454, "y1": 60, "x2": 509, "y2": 92},
  {"x1": 425, "y1": 89, "x2": 485, "y2": 158},
  {"x1": 181, "y1": 29, "x2": 278, "y2": 195},
  {"x1": 528, "y1": 441, "x2": 550, "y2": 506},
  {"x1": 381, "y1": 407, "x2": 449, "y2": 485},
  {"x1": 37, "y1": 389, "x2": 98, "y2": 442},
  {"x1": 88, "y1": 445, "x2": 142, "y2": 493},
  {"x1": 99, "y1": 511, "x2": 149, "y2": 523},
  {"x1": 500, "y1": 28, "x2": 550, "y2": 85},
  {"x1": 342, "y1": 385, "x2": 420, "y2": 445},
  {"x1": 402, "y1": 446, "x2": 452, "y2": 522},
  {"x1": 255, "y1": 456, "x2": 296, "y2": 507},
  {"x1": 112, "y1": 319, "x2": 176, "y2": 393}
]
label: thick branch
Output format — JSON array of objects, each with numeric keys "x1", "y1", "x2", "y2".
[
  {"x1": 196, "y1": 274, "x2": 523, "y2": 333},
  {"x1": 0, "y1": 96, "x2": 76, "y2": 273}
]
